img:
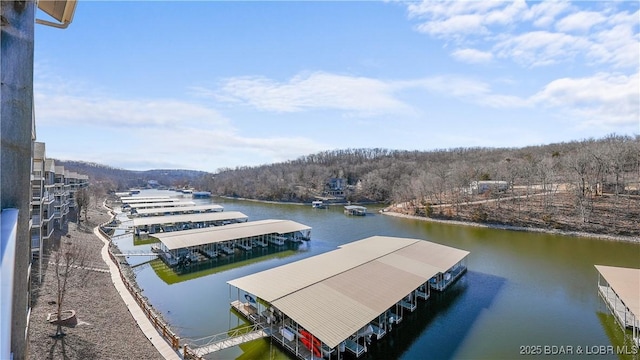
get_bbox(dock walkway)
[189,326,269,357]
[94,226,181,360]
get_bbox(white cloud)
[530,72,640,127]
[404,1,639,69]
[34,74,229,129]
[416,14,488,38]
[34,75,330,171]
[211,72,413,116]
[555,11,606,33]
[494,31,590,67]
[451,48,493,64]
[525,0,572,28]
[410,0,528,39]
[35,92,228,128]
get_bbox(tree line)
[204,134,639,208]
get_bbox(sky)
[34,0,639,172]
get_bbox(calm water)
[118,190,640,360]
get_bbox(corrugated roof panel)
[135,204,223,215]
[373,253,441,281]
[323,260,427,312]
[338,235,418,253]
[595,265,640,317]
[155,219,311,251]
[272,283,379,349]
[228,249,378,302]
[128,201,194,208]
[394,241,470,272]
[132,211,246,227]
[229,237,470,349]
[121,196,173,202]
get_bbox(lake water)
[116,190,639,359]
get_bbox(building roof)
[121,196,174,203]
[134,204,224,216]
[344,205,367,210]
[45,159,56,172]
[127,201,195,209]
[595,265,640,317]
[228,236,469,348]
[34,142,46,160]
[132,211,247,227]
[154,219,311,251]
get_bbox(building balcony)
[31,235,40,252]
[43,192,55,204]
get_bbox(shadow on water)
[151,242,306,285]
[596,312,640,360]
[360,271,506,360]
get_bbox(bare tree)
[51,240,88,338]
[75,188,91,223]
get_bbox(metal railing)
[183,323,267,358]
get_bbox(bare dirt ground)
[28,201,163,360]
[388,192,640,241]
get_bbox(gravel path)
[28,200,164,360]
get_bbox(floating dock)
[132,204,224,217]
[120,196,173,203]
[126,201,196,211]
[132,211,248,235]
[228,236,468,359]
[595,265,640,346]
[151,219,311,268]
[344,205,367,216]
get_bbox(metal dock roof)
[128,201,195,209]
[134,204,224,216]
[154,219,311,251]
[120,196,175,203]
[595,265,640,317]
[228,236,469,349]
[132,211,248,227]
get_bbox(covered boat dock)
[595,265,640,346]
[126,200,195,211]
[344,205,367,216]
[132,211,248,235]
[227,236,468,359]
[132,204,224,217]
[120,196,173,203]
[152,219,311,267]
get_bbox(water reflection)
[120,191,638,360]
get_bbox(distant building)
[324,178,346,198]
[469,181,508,195]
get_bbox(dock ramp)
[186,323,269,357]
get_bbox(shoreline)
[216,195,638,243]
[380,210,640,244]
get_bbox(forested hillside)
[205,134,638,203]
[57,160,210,192]
[203,135,639,237]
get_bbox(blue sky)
[34,1,639,171]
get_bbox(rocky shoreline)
[380,210,640,244]
[27,201,163,360]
